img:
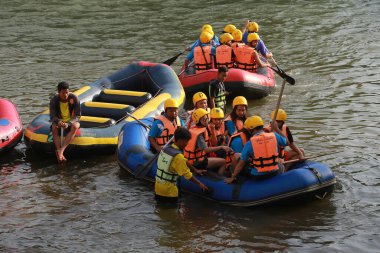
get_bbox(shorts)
[284,150,290,161]
[155,194,179,207]
[192,158,208,170]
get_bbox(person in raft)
[148,98,184,153]
[264,109,305,170]
[207,107,229,159]
[49,81,80,163]
[224,96,249,137]
[187,92,210,128]
[209,66,230,113]
[241,20,272,58]
[224,116,287,183]
[184,108,233,176]
[155,127,208,204]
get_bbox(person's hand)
[195,169,207,176]
[298,153,306,162]
[209,123,215,131]
[224,177,235,184]
[244,19,250,27]
[200,183,208,192]
[185,47,191,52]
[57,121,64,128]
[222,146,233,154]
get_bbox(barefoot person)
[49,81,80,162]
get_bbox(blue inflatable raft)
[117,118,336,207]
[25,61,185,155]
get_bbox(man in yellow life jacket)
[155,127,208,204]
[264,109,305,170]
[209,66,230,113]
[234,33,270,72]
[148,98,184,153]
[49,81,81,163]
[184,108,233,175]
[215,33,234,69]
[224,116,287,183]
[225,96,249,137]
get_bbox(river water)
[1,0,379,252]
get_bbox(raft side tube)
[79,116,116,128]
[98,89,152,107]
[81,102,135,121]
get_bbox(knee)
[72,122,80,130]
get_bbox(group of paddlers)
[149,71,305,203]
[183,20,273,74]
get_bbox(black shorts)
[192,158,208,170]
[155,194,179,206]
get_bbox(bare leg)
[57,122,80,161]
[51,124,64,162]
[284,148,305,171]
[207,157,226,175]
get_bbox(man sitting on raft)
[49,81,80,163]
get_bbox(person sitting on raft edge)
[49,81,81,163]
[155,127,208,205]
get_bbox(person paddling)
[49,81,80,163]
[241,20,273,58]
[155,127,208,205]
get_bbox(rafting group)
[149,62,304,203]
[183,20,273,75]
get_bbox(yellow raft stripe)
[73,86,91,96]
[125,89,185,122]
[25,128,117,145]
[80,116,111,123]
[84,102,129,109]
[103,89,148,96]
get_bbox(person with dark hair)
[155,127,208,204]
[224,96,249,137]
[209,66,230,113]
[49,81,80,162]
[224,116,287,183]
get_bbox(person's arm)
[49,95,59,125]
[148,136,162,153]
[224,158,246,184]
[208,80,217,109]
[147,121,163,152]
[70,94,81,124]
[204,145,232,154]
[186,161,207,175]
[190,176,208,191]
[252,50,270,68]
[241,19,250,34]
[208,124,217,147]
[286,127,305,160]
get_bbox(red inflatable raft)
[0,98,23,153]
[178,65,276,99]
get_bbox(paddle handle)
[126,112,151,130]
[271,79,286,130]
[60,127,64,148]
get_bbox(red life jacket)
[184,126,209,165]
[154,115,182,146]
[215,45,234,68]
[249,132,279,173]
[194,45,212,73]
[234,45,257,72]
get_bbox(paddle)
[135,116,190,179]
[163,50,186,66]
[269,57,295,85]
[60,127,64,148]
[126,112,151,130]
[282,151,342,164]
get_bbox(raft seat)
[97,89,152,107]
[81,102,135,121]
[79,116,116,128]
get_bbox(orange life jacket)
[228,131,248,149]
[234,45,257,72]
[154,115,182,146]
[207,122,226,147]
[249,132,279,173]
[194,45,212,73]
[184,126,209,164]
[224,115,244,135]
[231,42,245,51]
[264,123,287,158]
[215,45,234,68]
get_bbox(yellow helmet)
[244,116,264,130]
[232,96,248,108]
[223,24,236,34]
[220,33,233,44]
[232,29,243,42]
[200,31,213,44]
[270,109,287,121]
[247,33,260,43]
[164,98,179,110]
[192,92,208,106]
[202,24,213,31]
[248,22,259,32]
[192,108,209,124]
[210,108,224,119]
[203,27,214,37]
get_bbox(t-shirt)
[59,102,70,122]
[242,33,269,56]
[155,144,193,197]
[225,120,237,136]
